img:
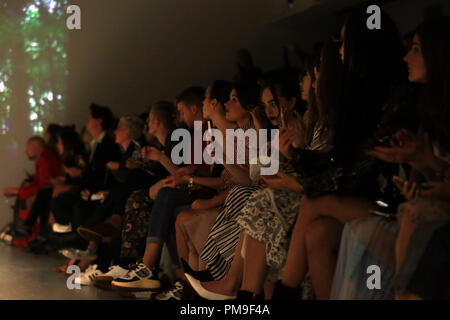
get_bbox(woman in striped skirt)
[197,83,261,280]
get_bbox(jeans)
[146,187,193,245]
[25,187,53,235]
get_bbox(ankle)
[237,290,263,300]
[237,290,253,300]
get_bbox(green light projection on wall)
[0,0,68,135]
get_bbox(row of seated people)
[1,5,449,300]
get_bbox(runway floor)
[0,242,121,300]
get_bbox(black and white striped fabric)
[200,185,259,280]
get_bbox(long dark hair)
[59,128,88,168]
[210,80,234,107]
[316,38,344,141]
[335,5,407,163]
[260,70,304,125]
[233,83,261,111]
[302,55,320,147]
[45,123,63,150]
[416,17,450,154]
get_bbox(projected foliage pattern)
[0,0,68,135]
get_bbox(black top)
[292,82,420,201]
[82,133,121,192]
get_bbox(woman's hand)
[65,166,83,178]
[393,177,420,201]
[52,184,72,197]
[191,199,214,210]
[106,161,120,171]
[162,175,189,188]
[279,128,296,160]
[261,171,302,192]
[287,110,304,148]
[81,189,91,201]
[2,187,18,198]
[420,181,450,202]
[49,176,65,185]
[173,166,196,178]
[368,130,433,169]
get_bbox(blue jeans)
[146,187,193,245]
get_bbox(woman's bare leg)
[305,217,343,299]
[175,210,200,281]
[395,211,416,273]
[395,291,422,300]
[282,195,374,288]
[264,281,276,299]
[78,259,93,272]
[281,199,315,288]
[142,242,162,269]
[240,235,268,295]
[200,234,245,296]
[175,210,197,268]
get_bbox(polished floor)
[0,242,121,300]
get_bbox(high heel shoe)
[181,259,215,282]
[271,280,301,300]
[184,273,236,300]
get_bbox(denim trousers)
[146,187,194,245]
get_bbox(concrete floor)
[0,242,122,300]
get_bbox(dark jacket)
[82,133,121,192]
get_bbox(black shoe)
[15,225,32,238]
[28,235,56,254]
[49,231,87,250]
[236,290,254,300]
[271,281,301,300]
[181,259,215,282]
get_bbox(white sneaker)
[75,264,103,286]
[94,265,129,289]
[111,262,161,290]
[98,265,128,280]
[53,223,72,233]
[154,281,184,300]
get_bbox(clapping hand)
[368,130,432,169]
[261,171,302,192]
[162,175,188,188]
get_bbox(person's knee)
[175,210,195,227]
[157,187,177,200]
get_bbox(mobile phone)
[370,210,396,220]
[132,140,141,148]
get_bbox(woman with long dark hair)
[329,16,449,300]
[272,6,412,300]
[365,17,450,300]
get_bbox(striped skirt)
[200,185,260,280]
